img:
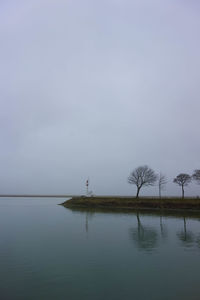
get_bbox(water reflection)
[160,215,168,239]
[85,211,95,233]
[176,217,195,248]
[129,212,158,252]
[65,206,200,253]
[196,234,200,249]
[2,200,200,300]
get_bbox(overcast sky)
[0,0,200,196]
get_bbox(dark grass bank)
[60,196,200,211]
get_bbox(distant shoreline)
[0,195,78,198]
[61,196,200,211]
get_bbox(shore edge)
[60,196,200,211]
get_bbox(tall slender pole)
[86,178,89,196]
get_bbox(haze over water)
[0,198,200,300]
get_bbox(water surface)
[0,198,200,300]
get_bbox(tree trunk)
[159,185,161,199]
[182,185,184,199]
[136,187,141,198]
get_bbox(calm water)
[0,198,200,300]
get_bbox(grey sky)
[0,0,200,196]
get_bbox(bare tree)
[128,165,157,198]
[173,173,191,199]
[192,169,200,185]
[158,173,167,198]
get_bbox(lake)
[0,198,200,300]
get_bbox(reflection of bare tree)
[176,217,194,247]
[129,212,158,252]
[159,215,167,239]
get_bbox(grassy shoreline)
[60,196,200,211]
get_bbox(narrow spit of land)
[61,196,200,211]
